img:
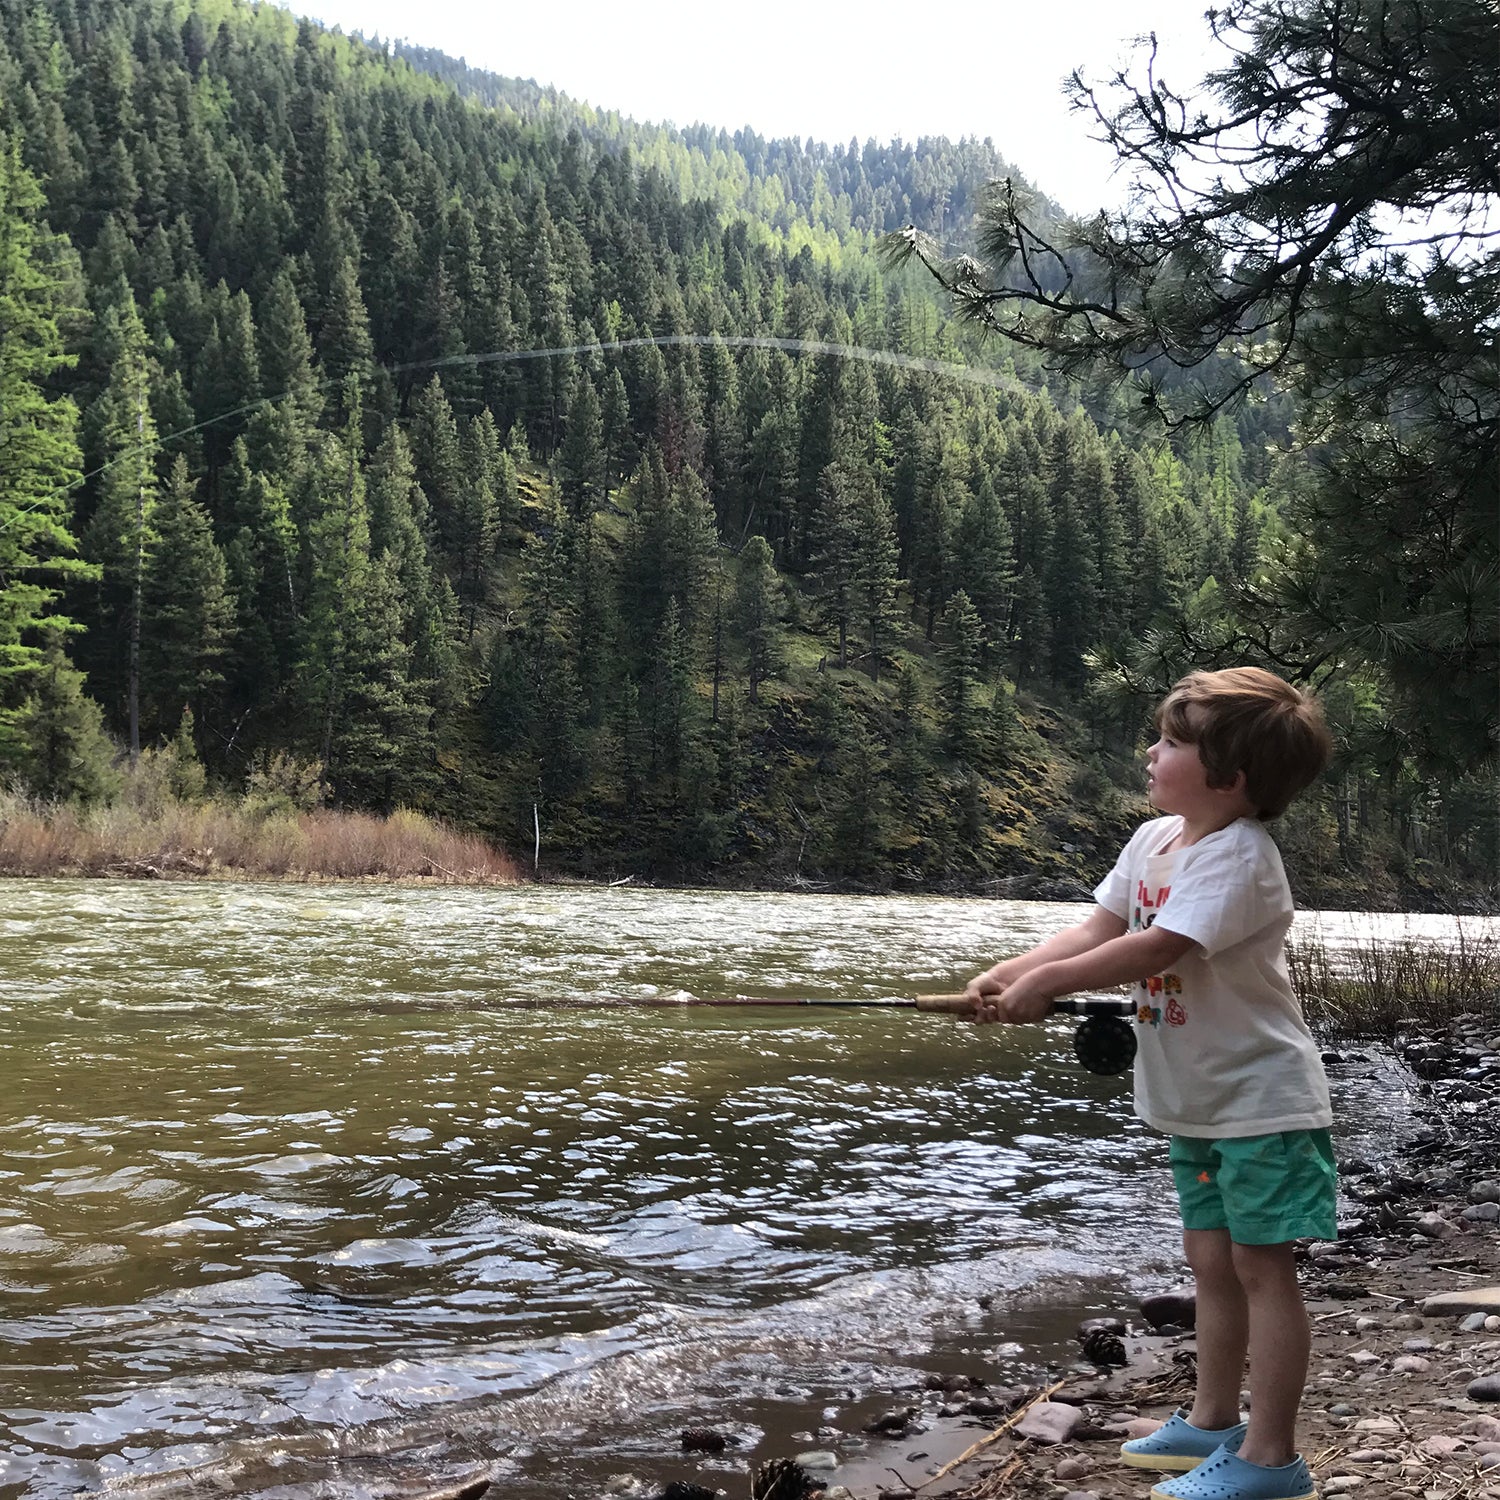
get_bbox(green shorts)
[1170,1129,1337,1245]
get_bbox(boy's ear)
[1214,768,1248,799]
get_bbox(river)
[0,882,1473,1498]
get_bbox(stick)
[916,1379,1067,1489]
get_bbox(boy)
[967,667,1334,1500]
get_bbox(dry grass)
[1289,919,1500,1042]
[0,790,521,884]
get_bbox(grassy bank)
[1290,920,1499,1042]
[0,789,520,883]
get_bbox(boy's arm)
[965,906,1128,1002]
[975,925,1195,1024]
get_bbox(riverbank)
[0,793,520,882]
[581,1009,1500,1500]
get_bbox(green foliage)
[0,0,1484,902]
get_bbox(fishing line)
[0,334,1039,539]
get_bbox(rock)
[876,1490,914,1500]
[1353,1417,1403,1434]
[1054,1456,1093,1481]
[1324,1480,1366,1494]
[1417,1435,1466,1458]
[606,1478,651,1498]
[864,1407,918,1436]
[680,1429,730,1453]
[1015,1401,1084,1445]
[1140,1288,1196,1330]
[1489,1316,1500,1332]
[1470,1182,1500,1203]
[1403,1338,1434,1352]
[1323,1281,1369,1299]
[922,1371,975,1392]
[1422,1286,1500,1316]
[1467,1417,1500,1440]
[1076,1317,1127,1337]
[1346,1449,1392,1463]
[791,1451,838,1471]
[1394,1355,1431,1374]
[1471,1374,1500,1402]
[1465,1204,1500,1222]
[658,1485,718,1500]
[1059,1493,1101,1500]
[411,1483,491,1500]
[1463,1313,1491,1332]
[1124,1417,1164,1439]
[1329,1404,1360,1416]
[1415,1212,1456,1239]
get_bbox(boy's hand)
[972,969,1055,1025]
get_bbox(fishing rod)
[546,992,1138,1075]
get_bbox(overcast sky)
[291,0,1226,213]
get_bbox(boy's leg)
[1230,1239,1307,1469]
[1182,1227,1248,1431]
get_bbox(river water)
[0,882,1471,1498]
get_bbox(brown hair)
[1155,667,1333,819]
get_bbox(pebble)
[1329,1403,1360,1416]
[794,1452,839,1471]
[1060,1492,1101,1500]
[1325,1480,1366,1494]
[1346,1449,1392,1463]
[1393,1355,1431,1374]
[1403,1338,1434,1351]
[1053,1456,1092,1481]
[1464,1314,1491,1332]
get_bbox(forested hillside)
[0,0,1491,905]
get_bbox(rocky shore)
[815,1008,1500,1500]
[534,1008,1499,1500]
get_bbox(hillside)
[0,0,1490,906]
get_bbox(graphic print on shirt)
[1134,876,1185,1028]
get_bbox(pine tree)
[84,294,159,764]
[850,480,904,682]
[558,373,604,516]
[140,455,233,741]
[0,132,92,761]
[733,535,783,705]
[938,589,985,763]
[12,632,119,803]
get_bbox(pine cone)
[1078,1326,1127,1366]
[750,1457,814,1500]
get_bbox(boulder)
[1140,1288,1197,1330]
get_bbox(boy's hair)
[1155,667,1333,819]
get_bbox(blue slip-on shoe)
[1120,1410,1248,1471]
[1148,1444,1317,1500]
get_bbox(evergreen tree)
[0,132,91,760]
[84,295,159,763]
[733,534,783,705]
[938,589,985,763]
[12,632,119,803]
[140,455,233,741]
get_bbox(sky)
[292,0,1227,213]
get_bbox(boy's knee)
[1183,1227,1235,1280]
[1229,1239,1298,1295]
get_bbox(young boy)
[967,667,1334,1500]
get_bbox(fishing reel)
[1049,997,1138,1076]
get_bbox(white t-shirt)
[1093,815,1333,1139]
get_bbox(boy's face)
[1145,727,1218,819]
